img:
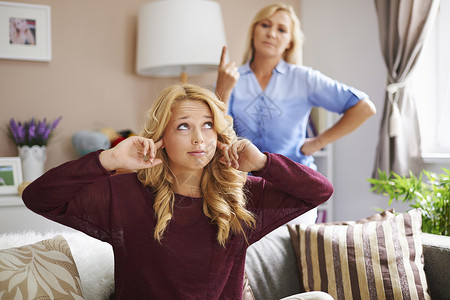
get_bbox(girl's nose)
[192,131,204,145]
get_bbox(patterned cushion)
[242,270,256,300]
[0,235,84,299]
[288,209,430,300]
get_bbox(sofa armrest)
[245,226,301,300]
[422,233,450,300]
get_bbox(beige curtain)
[372,0,440,177]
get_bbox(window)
[411,2,450,156]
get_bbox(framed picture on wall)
[0,157,23,195]
[0,1,51,61]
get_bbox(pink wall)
[0,0,300,170]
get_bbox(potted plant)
[8,117,62,147]
[368,169,450,236]
[7,117,62,182]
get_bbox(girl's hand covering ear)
[100,136,164,171]
[217,139,267,172]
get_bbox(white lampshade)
[136,0,227,78]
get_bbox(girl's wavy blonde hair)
[242,3,304,65]
[137,84,255,247]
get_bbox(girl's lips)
[188,150,206,157]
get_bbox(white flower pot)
[18,145,47,182]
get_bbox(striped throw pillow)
[288,209,430,300]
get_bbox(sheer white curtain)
[435,2,450,151]
[412,2,450,153]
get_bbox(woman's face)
[252,10,292,60]
[162,100,217,176]
[14,19,29,31]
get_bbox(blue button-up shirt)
[228,59,368,166]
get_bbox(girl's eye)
[278,27,287,33]
[261,22,270,28]
[177,123,189,130]
[203,122,213,129]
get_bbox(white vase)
[18,145,47,182]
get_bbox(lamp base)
[180,71,188,84]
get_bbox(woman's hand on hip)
[301,137,324,156]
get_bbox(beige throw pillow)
[288,209,430,300]
[242,270,256,300]
[0,235,85,300]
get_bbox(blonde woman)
[23,84,333,299]
[216,3,376,224]
[9,18,35,45]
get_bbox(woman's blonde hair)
[137,84,255,246]
[242,3,304,65]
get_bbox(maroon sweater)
[22,151,333,299]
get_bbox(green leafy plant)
[368,169,450,236]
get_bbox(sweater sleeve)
[22,150,115,241]
[246,152,333,242]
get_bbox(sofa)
[245,225,450,300]
[1,209,449,300]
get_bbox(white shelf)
[311,108,334,223]
[312,148,328,157]
[0,195,24,207]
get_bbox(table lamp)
[136,0,227,83]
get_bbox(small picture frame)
[0,157,23,195]
[0,1,51,61]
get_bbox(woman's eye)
[203,122,213,129]
[278,28,286,33]
[261,23,270,28]
[177,123,189,130]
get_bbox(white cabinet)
[314,147,333,222]
[310,108,334,222]
[0,195,71,234]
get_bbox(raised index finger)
[219,46,227,67]
[154,139,164,150]
[150,139,164,158]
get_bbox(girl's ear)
[158,138,165,149]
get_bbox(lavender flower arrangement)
[8,117,62,147]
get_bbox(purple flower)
[8,119,20,144]
[50,117,62,130]
[16,122,25,143]
[7,117,62,147]
[28,119,36,140]
[36,119,46,137]
[43,125,51,141]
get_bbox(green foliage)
[368,169,450,236]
